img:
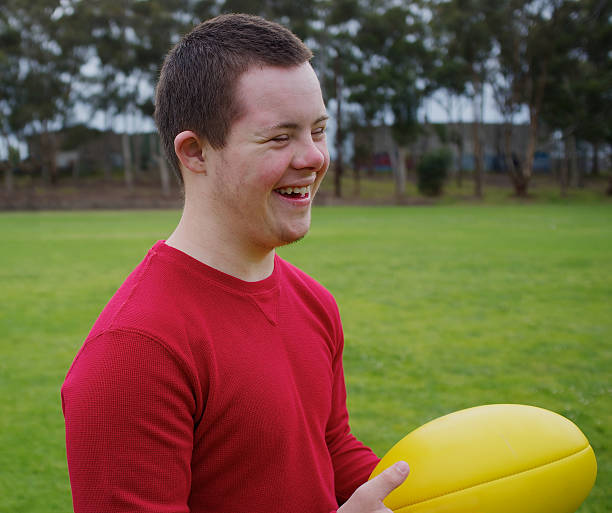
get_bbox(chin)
[276,222,310,247]
[277,235,306,248]
[277,231,308,247]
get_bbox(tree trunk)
[575,138,585,188]
[122,132,134,191]
[515,106,540,198]
[568,132,578,188]
[334,149,344,199]
[421,115,430,155]
[503,122,527,196]
[70,150,80,183]
[472,117,483,198]
[4,166,14,194]
[592,142,599,176]
[49,140,58,186]
[503,123,515,181]
[1,134,14,193]
[453,108,465,188]
[334,58,343,199]
[104,110,113,181]
[457,138,464,188]
[560,135,569,197]
[521,62,548,198]
[41,122,59,186]
[104,158,112,182]
[470,75,484,198]
[353,167,360,197]
[133,133,142,177]
[395,146,407,199]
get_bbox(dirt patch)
[0,182,431,210]
[1,175,609,210]
[0,183,184,211]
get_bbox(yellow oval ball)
[369,404,597,513]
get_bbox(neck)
[166,202,276,282]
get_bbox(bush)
[417,148,452,196]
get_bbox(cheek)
[254,153,293,187]
[226,153,283,192]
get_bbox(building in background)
[354,123,569,176]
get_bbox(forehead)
[234,63,326,127]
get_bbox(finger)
[367,461,410,502]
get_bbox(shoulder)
[65,243,210,413]
[276,256,335,300]
[85,242,222,366]
[90,245,185,338]
[275,255,341,322]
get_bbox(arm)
[61,329,196,513]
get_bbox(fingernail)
[395,461,410,475]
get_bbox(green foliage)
[0,0,78,135]
[64,0,198,121]
[221,0,318,41]
[7,145,20,166]
[58,124,105,151]
[350,3,431,146]
[1,0,610,193]
[417,148,452,196]
[428,0,494,95]
[432,123,449,144]
[539,0,612,146]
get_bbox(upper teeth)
[277,186,310,196]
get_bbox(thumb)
[367,461,410,502]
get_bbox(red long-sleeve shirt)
[62,241,379,512]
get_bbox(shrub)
[417,148,452,197]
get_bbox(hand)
[337,461,410,513]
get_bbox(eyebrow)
[265,114,329,132]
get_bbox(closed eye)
[270,135,289,143]
[312,126,327,140]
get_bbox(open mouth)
[274,185,311,199]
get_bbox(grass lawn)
[1,203,610,512]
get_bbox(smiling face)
[202,63,330,253]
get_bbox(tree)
[488,0,567,197]
[427,10,472,187]
[351,2,432,199]
[1,0,82,186]
[537,1,587,194]
[313,0,363,198]
[220,0,315,41]
[0,7,21,192]
[429,0,494,198]
[569,0,612,183]
[66,0,198,190]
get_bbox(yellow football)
[369,404,597,513]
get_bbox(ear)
[174,131,207,174]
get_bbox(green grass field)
[1,203,610,512]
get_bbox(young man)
[62,14,408,513]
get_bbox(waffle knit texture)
[62,241,379,513]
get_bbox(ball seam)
[400,443,591,508]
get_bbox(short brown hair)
[154,13,313,183]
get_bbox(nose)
[291,136,327,171]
